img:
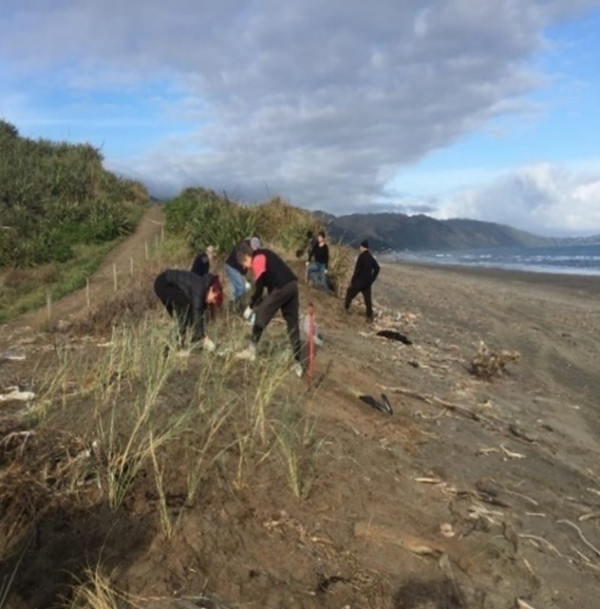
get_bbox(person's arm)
[351,255,362,285]
[249,253,267,308]
[323,244,329,268]
[372,255,380,282]
[191,253,208,276]
[189,285,206,340]
[308,241,317,263]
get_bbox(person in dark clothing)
[191,245,215,277]
[305,230,318,255]
[234,243,303,377]
[224,237,260,308]
[154,269,223,350]
[307,231,329,289]
[344,240,380,321]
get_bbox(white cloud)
[434,163,600,236]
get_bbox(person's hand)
[243,306,253,320]
[305,261,310,266]
[202,337,216,352]
[244,281,251,291]
[324,269,328,275]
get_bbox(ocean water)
[385,244,600,276]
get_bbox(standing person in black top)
[154,269,224,350]
[234,243,303,377]
[344,240,380,321]
[307,231,329,289]
[191,244,215,277]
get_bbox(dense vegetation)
[0,120,148,267]
[164,187,319,256]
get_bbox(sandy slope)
[1,225,600,609]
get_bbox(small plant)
[66,566,124,609]
[274,401,324,499]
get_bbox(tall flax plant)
[92,321,185,510]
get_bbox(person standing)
[191,245,215,277]
[344,240,380,321]
[154,269,223,350]
[235,243,303,377]
[224,237,260,310]
[307,231,329,289]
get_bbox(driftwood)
[379,384,502,430]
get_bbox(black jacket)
[249,249,297,308]
[308,242,329,267]
[191,252,210,276]
[157,269,213,339]
[351,250,380,290]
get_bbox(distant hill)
[313,211,560,251]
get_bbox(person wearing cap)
[234,242,303,378]
[344,240,380,321]
[154,269,224,351]
[306,230,329,290]
[191,245,216,277]
[224,236,261,310]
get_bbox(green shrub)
[0,120,148,267]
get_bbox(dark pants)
[154,273,192,342]
[252,281,302,362]
[344,284,373,320]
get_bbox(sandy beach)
[1,243,599,608]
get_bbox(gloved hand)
[202,337,216,352]
[242,306,253,320]
[244,281,251,291]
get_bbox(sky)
[1,0,600,237]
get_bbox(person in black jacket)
[344,240,380,321]
[234,243,303,377]
[190,245,215,277]
[306,231,329,289]
[154,269,223,350]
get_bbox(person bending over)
[235,243,303,378]
[191,244,216,277]
[224,237,260,311]
[154,269,223,350]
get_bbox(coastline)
[384,259,600,296]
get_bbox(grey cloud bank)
[2,0,599,236]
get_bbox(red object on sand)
[308,303,315,381]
